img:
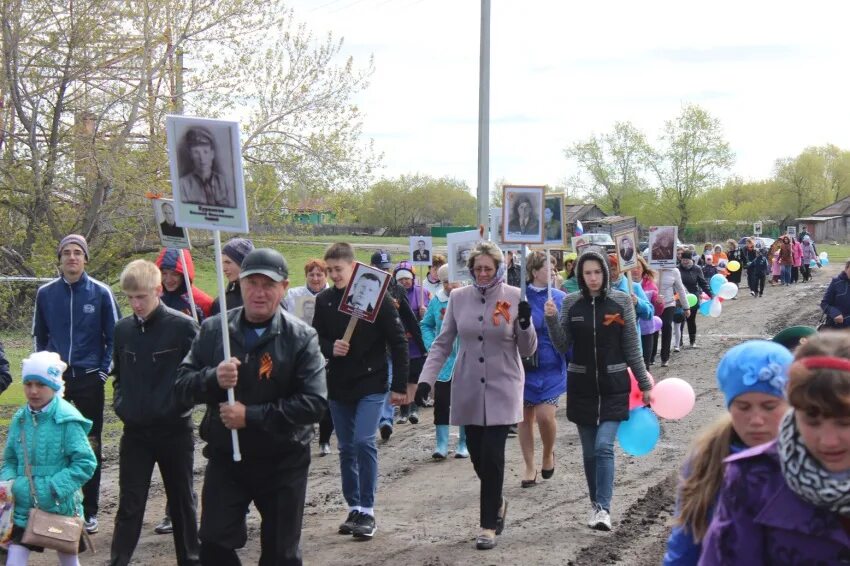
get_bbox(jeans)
[576,421,621,512]
[380,357,395,428]
[329,393,386,509]
[781,264,792,285]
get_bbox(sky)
[286,0,850,199]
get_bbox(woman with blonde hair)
[416,241,536,550]
[701,332,850,563]
[663,340,793,564]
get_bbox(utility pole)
[476,0,490,234]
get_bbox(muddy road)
[21,267,833,565]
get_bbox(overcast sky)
[287,0,850,197]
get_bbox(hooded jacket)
[545,251,651,425]
[679,261,713,298]
[420,287,458,382]
[154,248,214,320]
[820,270,850,328]
[800,237,819,264]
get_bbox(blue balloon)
[699,299,712,316]
[709,273,726,295]
[822,258,830,266]
[617,407,660,457]
[810,259,817,268]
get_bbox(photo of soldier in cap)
[178,125,236,208]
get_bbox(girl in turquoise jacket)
[418,265,468,459]
[1,351,96,565]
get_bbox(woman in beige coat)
[416,241,537,550]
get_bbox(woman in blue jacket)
[663,340,792,565]
[419,265,468,459]
[518,251,567,487]
[1,351,96,565]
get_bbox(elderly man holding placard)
[176,248,327,566]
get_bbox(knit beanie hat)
[57,234,89,260]
[22,351,67,396]
[223,238,254,266]
[716,340,793,407]
[681,251,694,260]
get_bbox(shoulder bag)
[19,425,89,555]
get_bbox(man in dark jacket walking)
[0,340,11,394]
[820,259,850,328]
[110,260,200,566]
[678,251,713,348]
[176,248,327,566]
[32,233,122,533]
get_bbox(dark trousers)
[399,356,425,418]
[465,425,509,530]
[198,449,310,566]
[801,264,812,282]
[433,380,451,425]
[318,411,334,444]
[64,375,104,519]
[110,424,199,566]
[641,333,653,367]
[792,266,800,283]
[651,331,659,364]
[660,306,676,363]
[684,304,698,344]
[754,275,766,295]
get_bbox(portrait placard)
[648,226,678,269]
[543,193,566,247]
[786,226,797,237]
[409,236,433,266]
[502,185,545,244]
[165,115,249,233]
[338,262,392,324]
[447,229,481,283]
[295,295,317,325]
[153,198,191,249]
[753,221,763,235]
[614,228,639,272]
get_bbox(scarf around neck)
[471,263,506,293]
[778,410,850,517]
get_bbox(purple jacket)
[699,441,850,565]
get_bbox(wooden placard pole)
[178,249,198,322]
[342,316,358,342]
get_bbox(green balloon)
[687,293,698,308]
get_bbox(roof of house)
[565,203,607,220]
[583,215,635,226]
[796,216,842,222]
[812,196,850,217]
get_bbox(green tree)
[646,105,734,232]
[565,121,649,215]
[774,150,831,218]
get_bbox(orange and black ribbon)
[603,313,625,327]
[145,191,164,200]
[493,301,512,326]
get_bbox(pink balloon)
[628,368,656,410]
[651,377,695,420]
[652,315,663,332]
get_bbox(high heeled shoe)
[541,450,555,479]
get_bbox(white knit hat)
[22,351,67,396]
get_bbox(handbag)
[817,312,830,331]
[521,351,539,371]
[18,427,86,555]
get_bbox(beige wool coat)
[418,282,537,426]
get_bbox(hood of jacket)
[155,248,195,282]
[575,250,610,299]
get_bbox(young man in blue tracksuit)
[31,234,122,534]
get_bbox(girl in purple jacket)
[700,332,850,564]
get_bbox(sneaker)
[591,509,612,531]
[408,407,419,425]
[689,343,698,349]
[507,425,518,438]
[395,415,408,425]
[352,512,377,539]
[320,442,331,456]
[660,360,669,368]
[154,515,173,535]
[339,510,360,535]
[586,504,600,528]
[84,515,98,534]
[750,290,756,297]
[379,423,393,441]
[673,346,680,353]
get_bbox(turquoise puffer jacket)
[1,396,95,528]
[420,289,458,382]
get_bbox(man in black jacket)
[0,340,10,394]
[314,243,409,540]
[110,260,200,566]
[176,248,327,566]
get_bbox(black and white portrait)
[543,194,565,246]
[165,115,249,233]
[447,229,481,282]
[649,226,678,269]
[338,262,391,323]
[502,185,545,244]
[295,295,317,325]
[153,198,190,249]
[409,236,433,266]
[615,229,638,272]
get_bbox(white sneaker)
[320,443,331,456]
[591,509,612,531]
[673,346,680,353]
[586,505,599,528]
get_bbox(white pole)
[519,244,527,300]
[546,248,552,301]
[178,249,198,323]
[213,230,242,462]
[476,0,491,235]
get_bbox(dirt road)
[21,267,833,565]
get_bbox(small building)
[565,203,607,236]
[581,215,638,237]
[797,197,850,242]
